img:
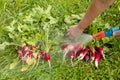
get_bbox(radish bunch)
[61,43,105,68]
[16,44,51,71]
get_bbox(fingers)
[66,26,74,39]
[113,30,120,38]
[66,25,82,39]
[67,26,74,33]
[66,33,73,40]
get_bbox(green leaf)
[8,33,15,39]
[10,20,17,27]
[118,2,120,11]
[49,16,57,24]
[45,5,52,14]
[71,14,81,19]
[102,37,110,44]
[64,15,71,24]
[21,65,29,72]
[0,42,9,50]
[26,57,36,66]
[9,58,19,69]
[5,26,15,32]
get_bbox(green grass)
[0,0,120,80]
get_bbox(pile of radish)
[12,42,105,71]
[17,45,50,61]
[16,44,51,71]
[61,43,105,68]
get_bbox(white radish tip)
[80,56,84,60]
[92,57,95,61]
[95,60,98,68]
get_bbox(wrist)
[76,23,86,32]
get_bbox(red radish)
[79,47,90,59]
[41,50,46,55]
[25,50,31,57]
[45,53,50,61]
[67,44,75,51]
[63,44,76,62]
[74,44,82,51]
[26,50,31,54]
[98,47,105,59]
[61,42,68,49]
[91,48,96,61]
[30,45,35,50]
[22,45,28,51]
[37,53,43,58]
[92,52,96,61]
[95,52,101,68]
[76,50,82,57]
[76,48,84,57]
[18,54,24,59]
[98,47,103,53]
[69,51,75,66]
[85,46,90,52]
[45,53,51,68]
[79,50,86,60]
[27,53,31,57]
[17,49,22,54]
[69,51,75,58]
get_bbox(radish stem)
[63,48,69,62]
[48,60,51,69]
[70,57,73,66]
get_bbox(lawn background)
[0,0,120,80]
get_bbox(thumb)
[113,30,120,37]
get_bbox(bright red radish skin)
[17,49,22,54]
[79,50,86,60]
[95,52,101,68]
[45,53,51,68]
[63,44,75,62]
[76,50,82,57]
[22,45,28,51]
[75,44,82,51]
[37,53,43,58]
[41,50,46,55]
[69,51,75,58]
[91,49,96,61]
[98,47,105,59]
[98,47,103,53]
[91,52,96,61]
[61,43,68,49]
[25,50,31,57]
[25,50,31,54]
[30,45,35,50]
[26,52,32,57]
[45,53,50,61]
[18,54,24,59]
[85,46,90,52]
[67,44,76,51]
[69,51,75,66]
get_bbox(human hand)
[67,25,83,39]
[113,30,120,38]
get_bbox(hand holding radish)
[61,42,105,68]
[67,25,83,39]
